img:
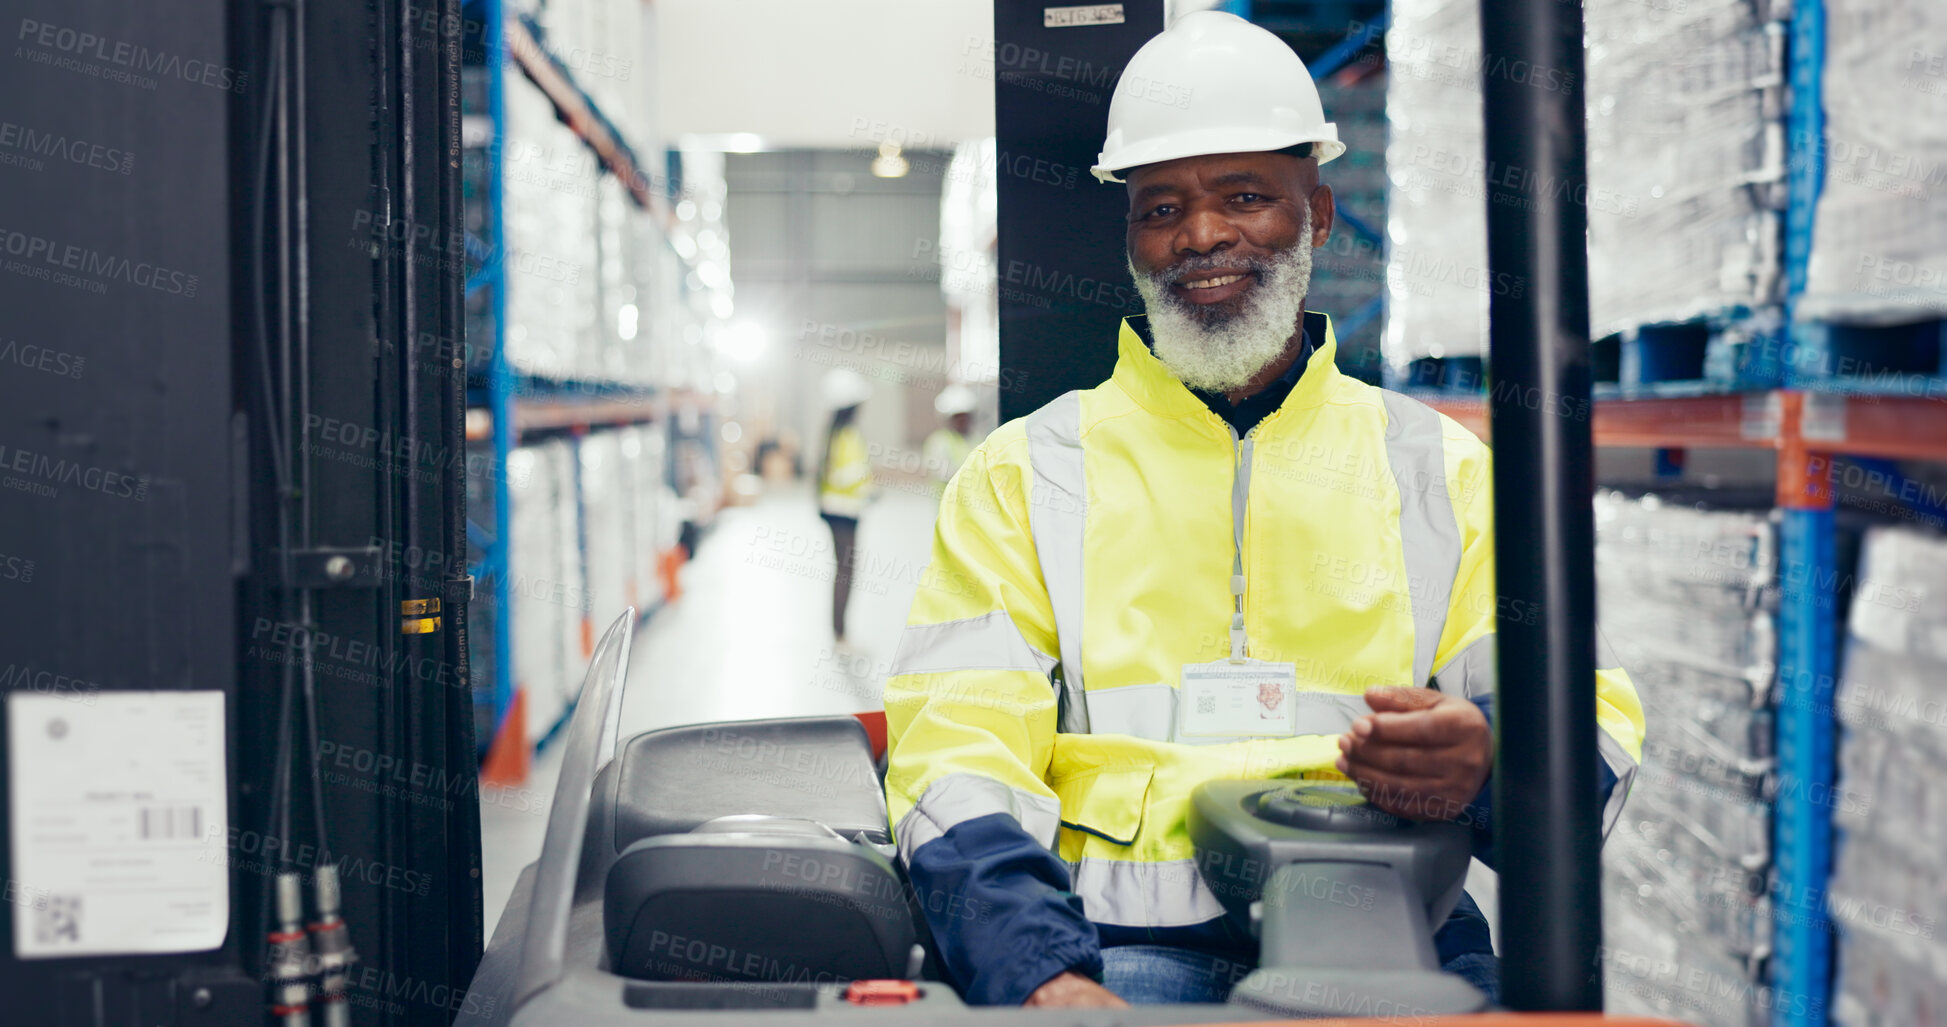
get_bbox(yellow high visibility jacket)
[819,423,871,517]
[884,314,1646,936]
[922,428,975,496]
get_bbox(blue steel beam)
[1774,0,1832,1021]
[485,0,516,728]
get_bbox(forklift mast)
[0,0,482,1024]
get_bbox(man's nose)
[1174,208,1240,257]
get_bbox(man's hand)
[1336,686,1491,823]
[1023,971,1128,1008]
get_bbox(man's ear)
[1309,183,1335,248]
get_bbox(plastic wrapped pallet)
[619,425,669,611]
[554,438,592,711]
[1802,2,1947,324]
[505,441,584,744]
[576,433,634,704]
[1583,0,1784,337]
[1831,526,1947,1026]
[1384,0,1784,363]
[1595,491,1779,1026]
[1383,0,1490,362]
[593,175,634,383]
[502,74,601,382]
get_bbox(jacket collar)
[1112,311,1340,427]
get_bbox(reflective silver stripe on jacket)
[895,772,1061,867]
[1067,857,1227,928]
[1379,391,1463,688]
[1084,684,1373,743]
[890,611,1058,677]
[1596,730,1638,839]
[1024,391,1090,734]
[1432,634,1496,700]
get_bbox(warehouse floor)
[480,482,940,935]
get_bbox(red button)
[844,980,920,1006]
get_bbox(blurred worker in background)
[818,369,873,644]
[882,12,1646,1010]
[922,383,980,496]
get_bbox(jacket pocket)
[1051,765,1154,846]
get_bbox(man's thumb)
[1364,685,1439,712]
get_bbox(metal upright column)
[1774,0,1834,1020]
[1478,0,1604,1011]
[1774,397,1835,1026]
[486,0,517,723]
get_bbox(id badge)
[1177,658,1299,741]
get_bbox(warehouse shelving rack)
[463,0,698,767]
[1417,0,1947,1019]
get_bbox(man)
[923,384,979,497]
[882,11,1646,1009]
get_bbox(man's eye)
[1233,193,1266,203]
[1141,205,1177,220]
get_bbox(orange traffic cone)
[659,545,688,603]
[480,688,530,787]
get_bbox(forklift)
[0,0,1681,1023]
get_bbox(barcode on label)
[1197,695,1216,715]
[34,895,81,946]
[138,805,204,840]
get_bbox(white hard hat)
[1092,11,1344,184]
[822,368,872,408]
[934,384,979,416]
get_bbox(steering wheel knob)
[1254,783,1401,833]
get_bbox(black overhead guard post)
[1478,0,1604,1013]
[992,0,1163,422]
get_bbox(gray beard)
[1128,216,1314,394]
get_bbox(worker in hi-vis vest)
[818,368,873,643]
[883,13,1646,1009]
[922,384,979,498]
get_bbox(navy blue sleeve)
[1465,695,1619,871]
[904,812,1102,1006]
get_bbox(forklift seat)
[603,816,919,983]
[595,717,893,848]
[590,717,920,984]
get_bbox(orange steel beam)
[504,18,653,209]
[1809,392,1947,462]
[1423,393,1776,450]
[463,397,661,442]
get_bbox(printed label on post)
[8,690,228,958]
[1044,4,1126,28]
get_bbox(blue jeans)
[1100,945,1502,1006]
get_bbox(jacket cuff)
[1467,694,1623,871]
[904,812,1101,1006]
[985,927,1104,1007]
[1467,696,1497,867]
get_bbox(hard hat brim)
[1093,128,1345,184]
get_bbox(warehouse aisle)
[615,483,939,735]
[480,482,942,934]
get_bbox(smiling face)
[1124,151,1335,394]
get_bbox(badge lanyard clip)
[1229,568,1247,663]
